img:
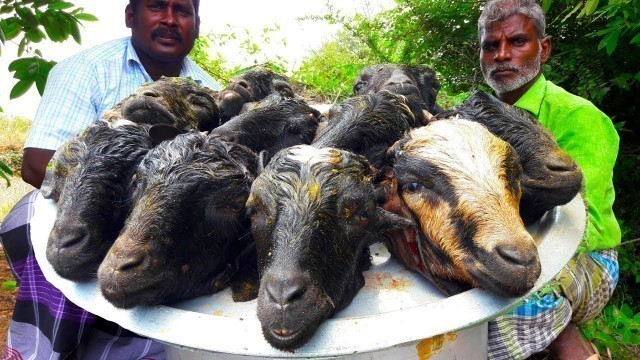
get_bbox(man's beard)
[481,52,541,95]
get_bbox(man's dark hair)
[129,0,200,14]
[478,0,546,40]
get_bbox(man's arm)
[22,148,56,188]
[552,105,621,251]
[22,54,100,189]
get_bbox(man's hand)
[22,148,56,188]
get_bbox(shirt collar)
[513,74,547,117]
[125,38,202,85]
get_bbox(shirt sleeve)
[24,55,101,151]
[551,105,621,251]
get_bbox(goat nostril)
[142,90,159,97]
[237,80,249,89]
[545,160,575,172]
[266,277,307,308]
[116,255,146,272]
[496,244,535,266]
[57,225,89,249]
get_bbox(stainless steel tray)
[31,192,585,358]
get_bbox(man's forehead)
[481,14,537,40]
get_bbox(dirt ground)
[0,245,17,353]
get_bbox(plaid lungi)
[488,249,619,360]
[0,190,166,359]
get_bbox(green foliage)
[542,0,640,137]
[305,1,484,94]
[0,0,97,103]
[582,303,640,358]
[189,34,234,84]
[0,160,12,187]
[292,35,377,101]
[1,280,16,291]
[193,25,290,85]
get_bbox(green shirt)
[514,74,621,251]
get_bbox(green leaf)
[0,26,5,44]
[1,18,23,40]
[70,19,80,43]
[35,74,47,94]
[17,36,27,56]
[584,0,600,16]
[0,5,13,15]
[1,280,16,291]
[74,13,98,22]
[620,304,633,318]
[0,162,12,187]
[630,33,640,45]
[15,6,37,24]
[598,28,621,55]
[10,78,35,99]
[541,0,552,12]
[0,161,13,176]
[48,1,74,11]
[25,28,46,42]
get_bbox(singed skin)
[438,91,583,224]
[98,133,258,308]
[385,119,541,296]
[353,64,443,120]
[218,66,295,124]
[249,145,412,350]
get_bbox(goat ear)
[257,150,269,173]
[421,109,436,125]
[149,124,182,146]
[40,168,61,201]
[374,207,415,235]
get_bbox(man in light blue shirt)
[1,1,221,359]
[22,0,220,188]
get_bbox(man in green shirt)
[478,0,620,359]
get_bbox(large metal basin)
[30,193,585,359]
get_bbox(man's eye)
[513,38,526,46]
[482,44,496,51]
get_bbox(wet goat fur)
[211,93,321,163]
[354,63,443,119]
[249,145,412,350]
[218,66,295,124]
[439,91,583,224]
[386,119,541,296]
[41,119,154,281]
[102,76,220,131]
[97,132,259,308]
[313,91,417,169]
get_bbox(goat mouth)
[122,97,174,124]
[269,327,302,341]
[263,324,317,351]
[466,261,539,297]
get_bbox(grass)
[0,114,33,222]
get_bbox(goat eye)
[353,82,366,93]
[405,182,422,193]
[357,210,370,221]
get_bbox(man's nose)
[495,42,511,62]
[161,8,178,26]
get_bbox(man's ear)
[540,36,551,64]
[195,15,200,39]
[125,4,134,28]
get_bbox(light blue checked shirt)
[25,37,221,150]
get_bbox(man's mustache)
[151,28,182,42]
[489,65,520,76]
